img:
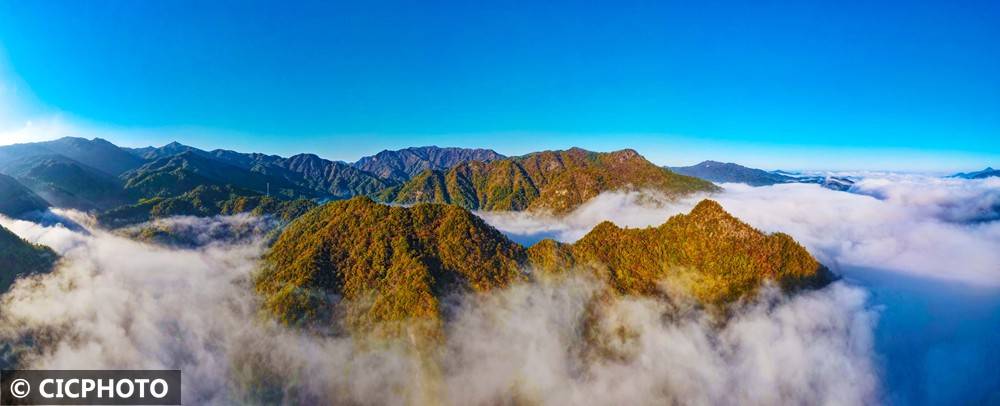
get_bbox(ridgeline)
[255,197,831,337]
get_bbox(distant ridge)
[669,160,856,191]
[950,167,999,179]
[668,160,794,187]
[381,147,718,213]
[353,146,505,182]
[0,137,144,176]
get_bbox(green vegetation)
[381,148,718,213]
[0,225,58,293]
[528,199,832,305]
[256,197,831,339]
[353,146,505,182]
[668,160,796,186]
[256,197,525,339]
[0,174,49,218]
[0,137,144,177]
[98,185,317,228]
[1,156,130,211]
[121,152,317,200]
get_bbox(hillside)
[97,185,316,228]
[256,197,525,337]
[528,199,832,304]
[0,225,58,293]
[0,137,143,176]
[268,153,392,198]
[121,151,318,200]
[668,161,796,186]
[670,161,857,191]
[381,148,718,213]
[1,155,131,211]
[353,146,505,182]
[128,142,393,198]
[256,197,830,336]
[0,174,49,218]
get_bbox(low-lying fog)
[480,174,1000,404]
[1,173,997,404]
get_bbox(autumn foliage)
[256,197,831,339]
[380,148,718,213]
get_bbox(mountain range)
[950,167,999,179]
[2,138,836,372]
[353,146,505,182]
[256,197,831,337]
[0,138,518,227]
[381,148,718,213]
[669,160,856,191]
[1,138,720,227]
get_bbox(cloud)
[481,176,1000,287]
[441,277,877,405]
[116,213,281,248]
[850,174,1000,223]
[0,213,879,405]
[0,118,77,146]
[476,191,689,245]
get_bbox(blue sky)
[0,0,997,171]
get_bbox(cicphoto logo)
[1,371,180,406]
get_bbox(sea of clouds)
[477,173,1000,404]
[0,205,881,404]
[480,174,1000,287]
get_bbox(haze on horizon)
[1,1,998,171]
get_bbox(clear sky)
[0,0,997,171]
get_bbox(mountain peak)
[608,148,641,161]
[353,146,506,182]
[689,199,728,218]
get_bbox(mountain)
[99,184,316,228]
[951,167,999,179]
[669,161,857,191]
[793,174,855,191]
[96,151,327,227]
[0,137,142,210]
[263,153,393,198]
[353,146,505,182]
[0,137,143,176]
[668,161,797,186]
[125,141,209,161]
[0,155,131,211]
[128,142,394,198]
[206,149,393,198]
[121,151,318,200]
[380,148,718,214]
[256,196,525,337]
[0,174,49,218]
[528,199,832,305]
[256,197,830,336]
[0,225,58,293]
